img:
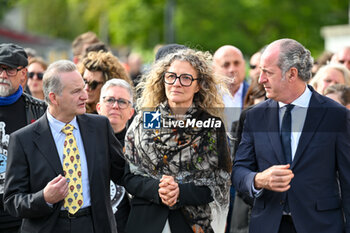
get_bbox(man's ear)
[128,108,135,120]
[96,102,101,114]
[286,67,298,82]
[19,68,28,88]
[48,92,57,105]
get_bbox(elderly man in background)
[213,45,249,132]
[0,43,46,233]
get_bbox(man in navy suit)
[232,38,350,233]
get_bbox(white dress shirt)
[278,85,312,160]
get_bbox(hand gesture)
[43,174,69,204]
[158,175,179,207]
[254,164,294,192]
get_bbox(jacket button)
[280,200,285,205]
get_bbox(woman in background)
[79,51,132,113]
[27,57,47,100]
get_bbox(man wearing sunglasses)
[0,43,46,233]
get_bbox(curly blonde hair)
[137,48,226,118]
[78,51,132,86]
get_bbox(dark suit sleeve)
[336,109,350,230]
[232,109,259,198]
[107,119,125,185]
[178,183,213,206]
[3,133,54,218]
[123,164,161,204]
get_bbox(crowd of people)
[0,32,349,233]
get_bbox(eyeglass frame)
[83,79,104,90]
[163,71,199,87]
[0,66,24,77]
[27,72,44,80]
[102,96,132,109]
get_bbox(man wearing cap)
[0,43,47,233]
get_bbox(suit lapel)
[77,115,95,181]
[291,90,326,168]
[265,100,286,164]
[33,113,63,175]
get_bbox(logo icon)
[143,111,161,129]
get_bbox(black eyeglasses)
[163,72,198,87]
[0,66,23,77]
[28,72,44,80]
[83,79,104,90]
[249,64,257,69]
[103,96,131,109]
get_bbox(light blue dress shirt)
[47,111,91,208]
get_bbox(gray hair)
[310,63,350,90]
[43,60,77,104]
[99,78,134,105]
[276,39,314,82]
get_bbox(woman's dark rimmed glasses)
[103,96,131,109]
[163,72,198,87]
[0,66,23,77]
[83,79,104,90]
[28,72,44,80]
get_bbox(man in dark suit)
[3,60,125,233]
[232,38,350,233]
[213,45,249,132]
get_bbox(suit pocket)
[316,197,341,211]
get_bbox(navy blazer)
[232,87,350,233]
[4,113,125,233]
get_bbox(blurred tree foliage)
[0,0,16,19]
[3,0,349,58]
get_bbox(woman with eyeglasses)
[123,48,232,233]
[27,57,47,100]
[96,78,135,233]
[78,51,132,114]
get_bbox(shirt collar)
[47,110,79,134]
[278,85,312,109]
[234,82,244,98]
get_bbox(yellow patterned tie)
[62,124,83,214]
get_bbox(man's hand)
[254,164,294,192]
[158,175,179,207]
[43,175,69,204]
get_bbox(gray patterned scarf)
[124,102,231,233]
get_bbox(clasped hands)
[158,175,179,207]
[254,164,294,192]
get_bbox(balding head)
[213,45,246,91]
[334,46,350,70]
